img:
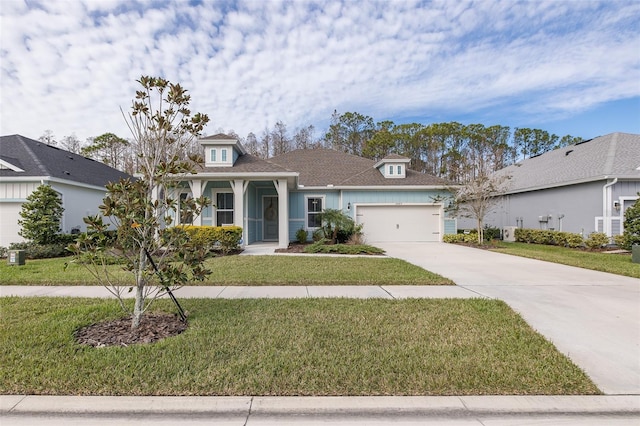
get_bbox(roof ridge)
[603,132,618,175]
[16,135,48,176]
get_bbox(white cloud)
[0,0,638,144]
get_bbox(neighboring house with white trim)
[476,132,640,238]
[176,134,455,248]
[0,134,131,247]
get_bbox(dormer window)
[200,133,247,168]
[375,154,410,179]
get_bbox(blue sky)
[1,0,638,144]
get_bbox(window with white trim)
[221,149,227,162]
[210,149,216,162]
[216,192,234,226]
[397,165,402,175]
[389,165,394,175]
[306,197,323,229]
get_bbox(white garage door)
[356,205,442,243]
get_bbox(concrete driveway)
[379,242,640,395]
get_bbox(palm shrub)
[622,197,640,250]
[318,209,361,244]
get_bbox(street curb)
[3,395,640,416]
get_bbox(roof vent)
[64,171,70,175]
[565,150,573,156]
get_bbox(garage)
[355,204,442,243]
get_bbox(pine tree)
[18,185,64,244]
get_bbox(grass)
[0,255,452,286]
[491,242,640,279]
[0,297,599,396]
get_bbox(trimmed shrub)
[483,225,501,241]
[8,241,70,259]
[295,228,308,243]
[514,228,585,248]
[179,225,243,254]
[443,233,478,244]
[613,234,626,248]
[303,239,384,255]
[585,232,610,250]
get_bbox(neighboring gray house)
[0,134,131,247]
[479,132,640,238]
[175,134,455,247]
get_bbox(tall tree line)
[38,110,583,183]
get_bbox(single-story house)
[0,134,131,247]
[176,133,455,247]
[477,132,640,238]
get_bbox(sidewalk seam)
[379,286,396,299]
[243,396,254,426]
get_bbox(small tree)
[318,208,358,244]
[452,174,510,244]
[18,184,64,244]
[622,196,640,250]
[69,76,210,329]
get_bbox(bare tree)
[38,130,57,146]
[271,121,291,156]
[452,173,511,243]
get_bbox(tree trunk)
[131,247,147,329]
[477,219,483,244]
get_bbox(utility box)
[633,246,640,264]
[8,250,26,266]
[503,226,518,242]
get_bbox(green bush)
[585,232,609,250]
[18,184,65,245]
[8,241,70,259]
[312,229,324,242]
[613,234,626,248]
[179,225,243,254]
[443,233,478,244]
[483,225,501,241]
[295,228,308,243]
[514,228,585,248]
[303,239,384,255]
[622,197,640,250]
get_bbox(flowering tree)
[69,76,210,329]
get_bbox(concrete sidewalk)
[0,284,478,299]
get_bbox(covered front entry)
[356,204,442,242]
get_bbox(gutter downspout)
[602,177,618,236]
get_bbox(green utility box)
[632,245,640,264]
[8,250,26,266]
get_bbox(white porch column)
[275,179,289,248]
[231,179,247,245]
[188,180,203,226]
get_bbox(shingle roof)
[497,132,640,193]
[196,153,292,174]
[0,134,131,186]
[200,133,236,140]
[268,148,450,187]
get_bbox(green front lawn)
[0,297,599,396]
[491,242,640,278]
[0,255,452,286]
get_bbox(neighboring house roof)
[268,148,450,187]
[497,132,640,194]
[0,134,131,187]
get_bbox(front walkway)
[379,242,640,395]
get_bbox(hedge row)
[178,225,243,254]
[514,228,610,249]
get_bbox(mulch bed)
[75,312,187,348]
[274,243,308,253]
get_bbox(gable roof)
[497,132,640,194]
[268,148,450,187]
[0,134,131,187]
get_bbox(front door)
[263,196,279,241]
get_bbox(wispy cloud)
[1,0,638,142]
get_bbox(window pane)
[308,197,322,213]
[210,149,216,162]
[397,165,402,174]
[217,211,233,226]
[389,165,393,175]
[308,213,321,228]
[217,193,234,209]
[222,149,227,162]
